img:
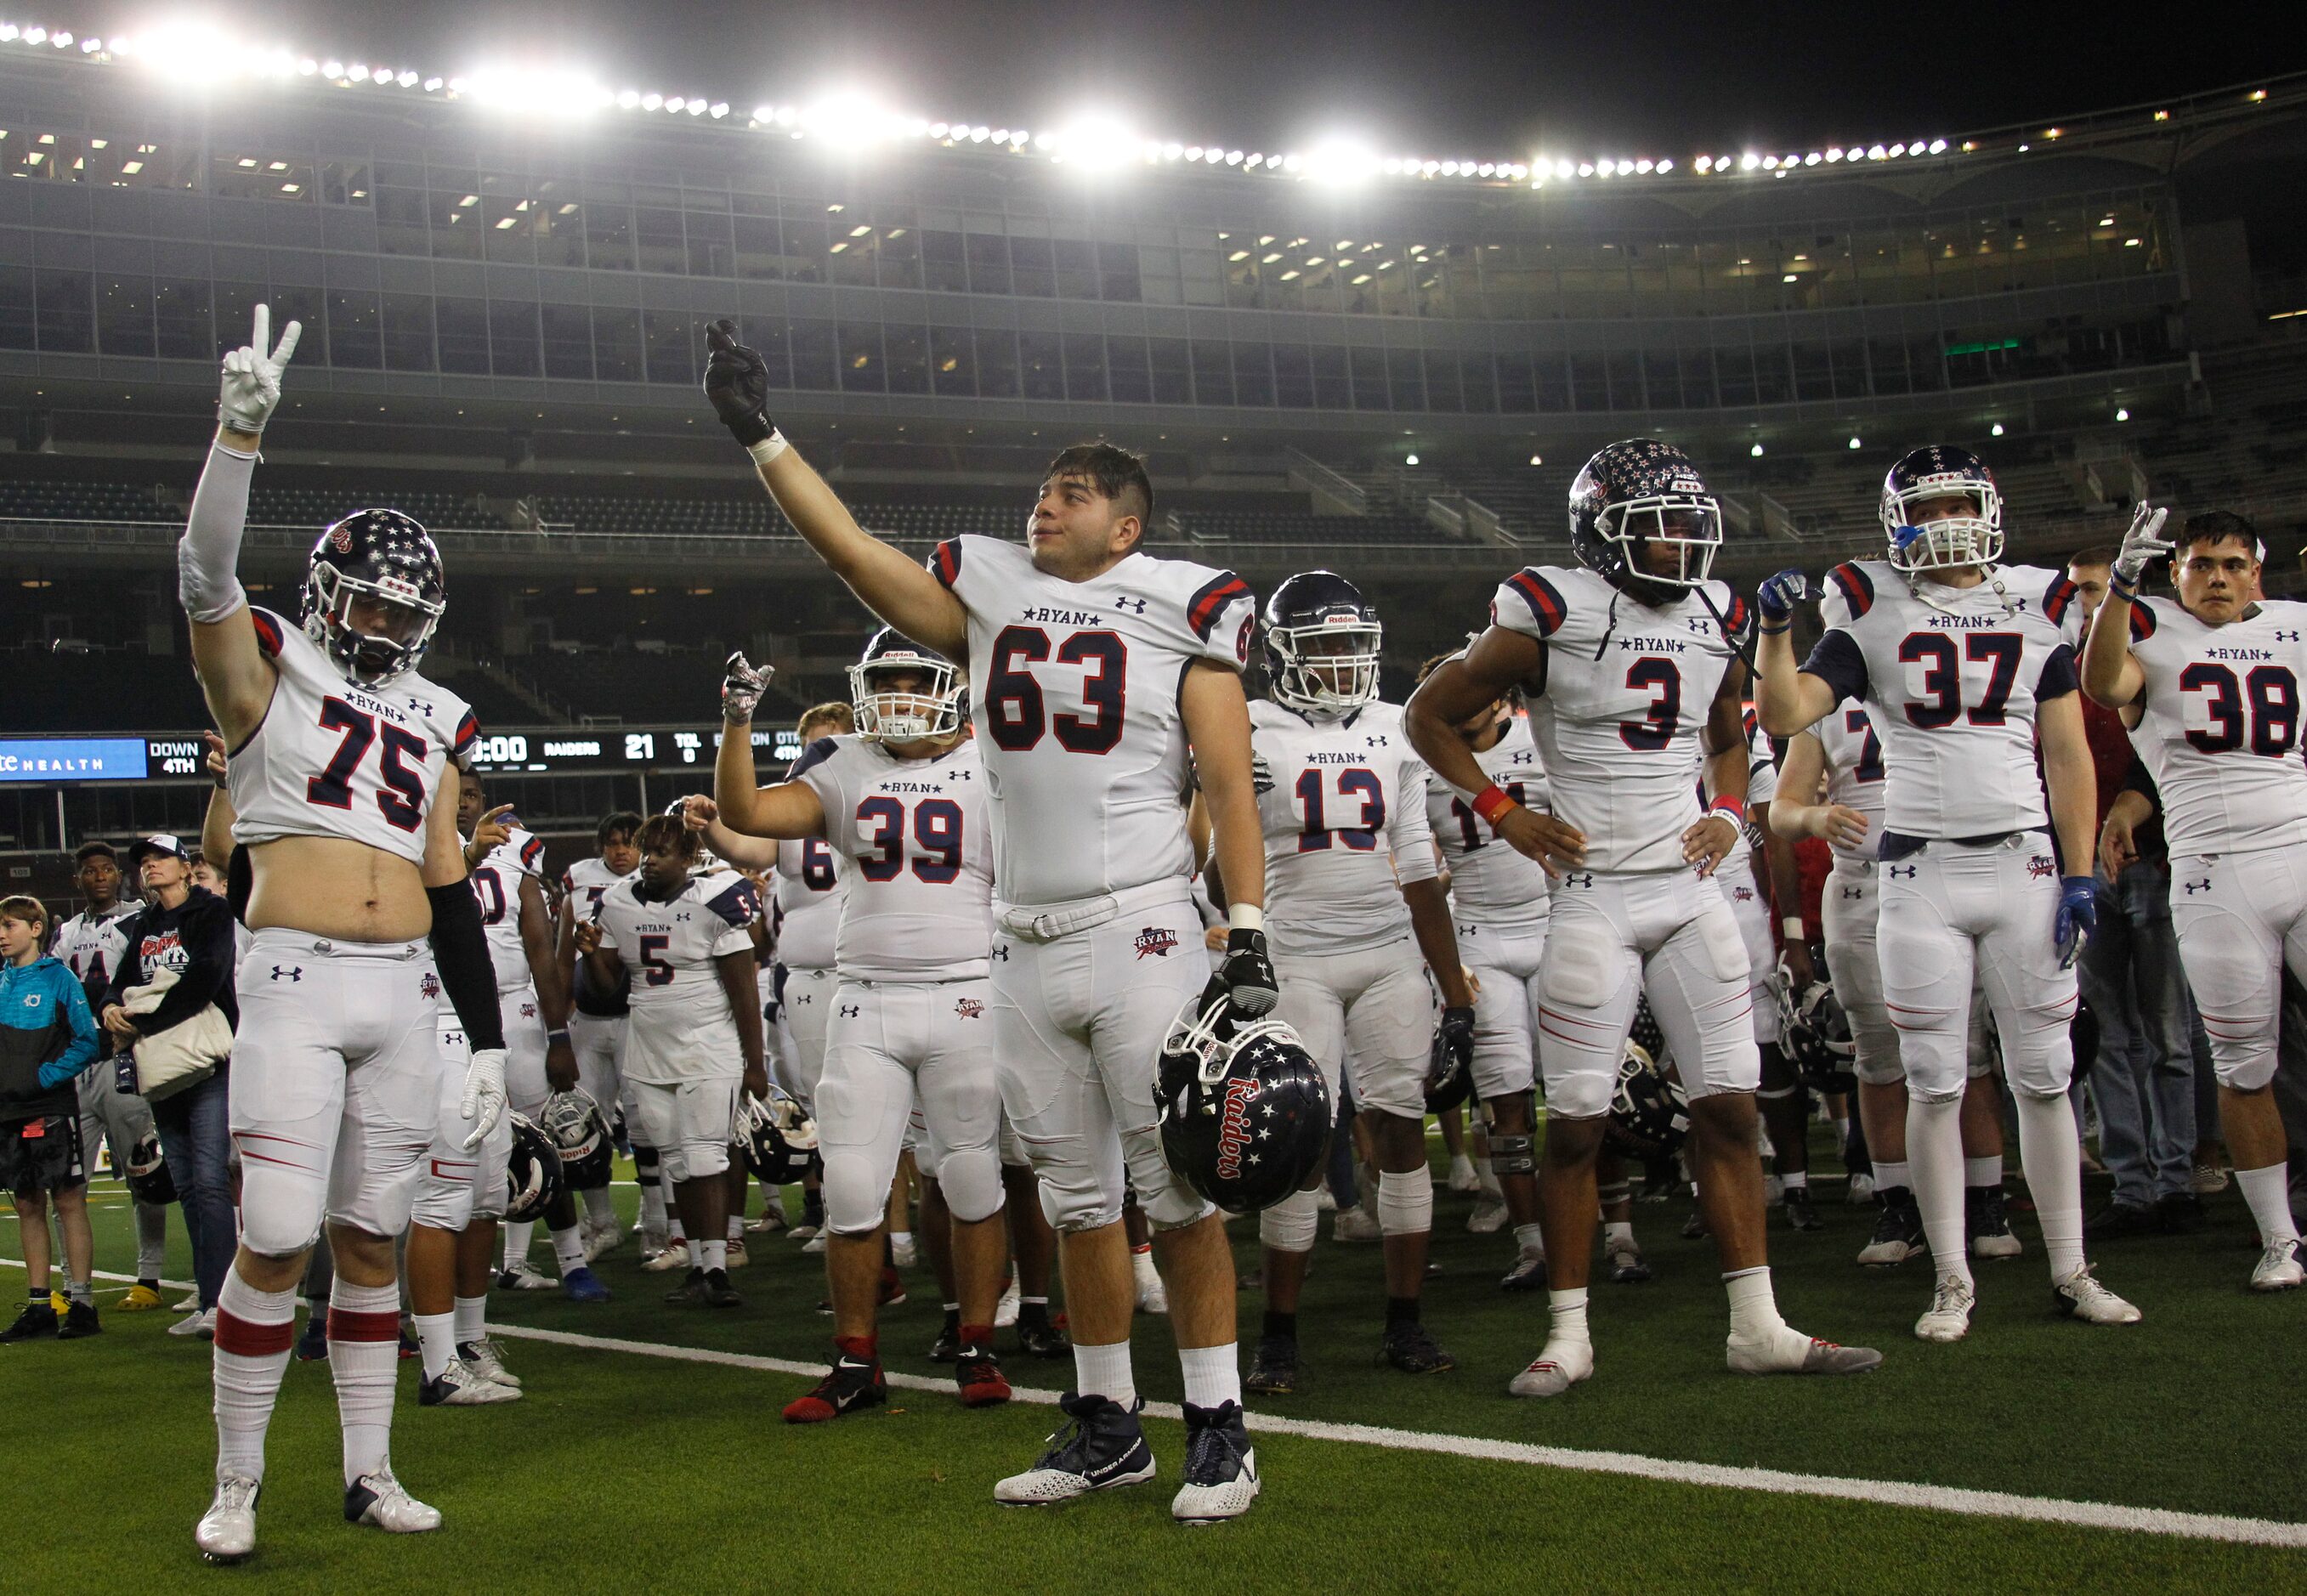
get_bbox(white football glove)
[2111,503,2172,586]
[721,650,771,724]
[218,303,302,436]
[459,1045,508,1151]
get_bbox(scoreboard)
[0,727,805,784]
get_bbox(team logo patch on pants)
[955,998,985,1019]
[1133,927,1179,959]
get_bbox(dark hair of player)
[634,812,700,859]
[72,840,117,864]
[2066,546,2117,569]
[2175,509,2259,557]
[596,810,644,847]
[797,701,854,739]
[1042,440,1154,529]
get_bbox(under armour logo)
[1366,734,1389,748]
[1113,595,1148,614]
[1460,925,1479,938]
[408,698,435,716]
[270,965,303,982]
[947,768,973,781]
[1562,872,1594,888]
[1841,886,1862,899]
[1687,617,1713,634]
[676,911,691,922]
[2185,879,2211,893]
[795,992,813,1005]
[839,1005,860,1018]
[2278,631,2301,642]
[992,944,1010,960]
[1887,865,1918,880]
[1510,751,1534,765]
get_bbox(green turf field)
[4,1140,2304,1593]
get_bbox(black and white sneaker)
[1380,1319,1456,1374]
[701,1268,744,1309]
[1499,1251,1548,1292]
[343,1469,442,1533]
[783,1352,887,1423]
[1783,1188,1822,1232]
[1857,1193,1926,1266]
[1967,1185,2023,1259]
[1244,1334,1301,1396]
[418,1357,521,1406]
[993,1393,1156,1505]
[1171,1400,1260,1524]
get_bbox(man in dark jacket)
[101,835,241,1330]
[0,894,102,1341]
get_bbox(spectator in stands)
[0,894,103,1341]
[2069,548,2202,1238]
[100,835,238,1336]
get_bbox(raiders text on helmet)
[301,508,447,687]
[1879,444,2004,575]
[1155,994,1331,1214]
[1262,570,1383,718]
[847,626,965,742]
[1568,438,1725,604]
[541,1089,615,1191]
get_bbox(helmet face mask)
[737,1086,819,1185]
[1880,447,2004,575]
[848,629,963,743]
[1570,439,1723,604]
[301,511,446,688]
[1263,571,1382,719]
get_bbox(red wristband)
[1709,795,1746,823]
[1471,783,1518,827]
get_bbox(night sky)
[53,1,2307,160]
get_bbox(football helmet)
[504,1112,564,1222]
[737,1085,819,1185]
[847,626,964,742]
[1424,1021,1475,1114]
[1778,974,1857,1095]
[1569,439,1723,606]
[1879,444,2004,575]
[122,1130,177,1205]
[1262,570,1383,718]
[1602,999,1691,1160]
[541,1088,614,1191]
[300,509,446,687]
[1154,994,1330,1214]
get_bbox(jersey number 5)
[306,697,428,832]
[987,626,1125,754]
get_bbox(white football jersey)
[774,837,842,971]
[930,534,1256,908]
[469,825,547,991]
[1717,714,1781,880]
[2123,595,2307,857]
[1807,560,2083,840]
[1488,564,1751,874]
[793,733,994,982]
[49,902,138,999]
[1814,704,1888,869]
[227,608,476,865]
[1250,699,1439,956]
[592,866,760,1083]
[563,854,634,1016]
[1426,711,1550,934]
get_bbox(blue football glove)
[1756,569,1808,623]
[2054,874,2098,969]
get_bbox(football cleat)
[1380,1319,1457,1374]
[802,1231,829,1256]
[2053,1265,2142,1325]
[789,1220,821,1242]
[955,1344,1012,1408]
[1729,1333,1885,1376]
[343,1469,442,1534]
[419,1358,522,1406]
[1607,1238,1653,1284]
[1967,1186,2022,1259]
[0,1301,59,1343]
[1244,1333,1301,1396]
[1507,1341,1593,1398]
[398,1326,419,1359]
[641,1243,694,1272]
[497,1259,555,1292]
[1016,1316,1071,1360]
[783,1353,887,1423]
[174,1293,202,1312]
[120,1282,165,1312]
[723,1237,750,1270]
[195,1474,260,1565]
[56,1300,102,1339]
[664,1267,712,1305]
[2191,1162,2230,1196]
[745,1203,789,1234]
[1447,1153,1480,1193]
[1466,1191,1509,1235]
[560,1265,611,1304]
[2250,1240,2304,1293]
[994,1394,1156,1506]
[702,1268,744,1309]
[995,1276,1022,1328]
[1172,1401,1260,1525]
[169,1308,218,1340]
[458,1339,521,1389]
[1848,1172,1875,1205]
[1857,1196,1926,1266]
[1499,1252,1547,1293]
[1332,1208,1382,1243]
[1783,1188,1822,1232]
[1916,1275,1975,1343]
[294,1313,329,1361]
[930,1315,961,1363]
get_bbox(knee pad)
[1490,1133,1536,1178]
[1854,1050,1907,1087]
[238,1180,324,1259]
[932,1148,1006,1227]
[1258,1187,1320,1254]
[821,1152,889,1237]
[1375,1166,1433,1237]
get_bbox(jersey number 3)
[987,626,1125,755]
[1898,633,2020,728]
[306,697,428,832]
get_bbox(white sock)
[2237,1163,2300,1246]
[1375,1166,1434,1236]
[502,1221,536,1272]
[638,1169,667,1242]
[1782,1170,1808,1191]
[2014,1092,2085,1280]
[727,1214,744,1241]
[1546,1287,1590,1347]
[452,1293,488,1346]
[890,1228,912,1251]
[685,1236,703,1268]
[1073,1338,1136,1407]
[1131,1245,1158,1288]
[582,1188,617,1229]
[550,1225,587,1276]
[1601,1220,1634,1252]
[1964,1154,2004,1187]
[1514,1221,1547,1259]
[1831,1115,1850,1143]
[1906,1095,1972,1287]
[700,1239,728,1272]
[1178,1343,1241,1410]
[1723,1265,1788,1342]
[1474,1155,1502,1197]
[213,1273,298,1483]
[326,1277,403,1486]
[1874,1159,1911,1193]
[413,1310,456,1382]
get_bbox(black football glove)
[703,317,774,448]
[1200,926,1279,1018]
[1435,1005,1476,1083]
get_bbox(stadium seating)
[3,645,210,733]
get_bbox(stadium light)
[1848,436,1862,449]
[1405,453,1420,466]
[2115,407,2129,421]
[1750,443,1765,456]
[1303,139,1381,184]
[1991,422,2005,436]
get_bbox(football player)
[48,841,171,1307]
[713,629,1015,1417]
[1218,571,1473,1395]
[705,318,1267,1522]
[772,701,853,1248]
[1756,444,2140,1341]
[557,810,642,1257]
[2077,507,2305,1290]
[179,306,507,1561]
[1416,656,1550,1290]
[575,813,767,1308]
[1407,437,1880,1397]
[1772,720,2021,1266]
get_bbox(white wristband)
[745,431,789,467]
[1781,916,1806,942]
[1227,903,1264,934]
